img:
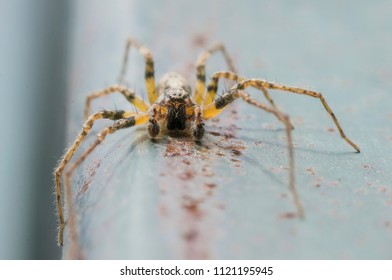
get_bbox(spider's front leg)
[54,110,148,246]
[118,37,158,104]
[234,79,360,152]
[203,71,290,127]
[84,85,149,120]
[194,42,236,105]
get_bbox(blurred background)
[1,0,391,259]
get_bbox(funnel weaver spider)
[54,38,360,247]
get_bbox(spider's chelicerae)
[54,38,360,247]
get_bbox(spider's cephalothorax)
[54,37,360,250]
[148,72,204,139]
[163,87,189,131]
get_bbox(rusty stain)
[279,212,297,219]
[208,131,221,137]
[157,104,251,259]
[378,186,389,194]
[191,34,208,48]
[78,159,101,196]
[182,197,203,218]
[201,165,215,177]
[215,151,225,157]
[384,221,392,229]
[363,163,373,169]
[178,170,195,181]
[204,183,217,189]
[231,148,242,156]
[305,167,316,176]
[384,199,392,206]
[183,229,198,242]
[355,188,368,195]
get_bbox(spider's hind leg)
[202,90,304,218]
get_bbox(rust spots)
[201,165,215,177]
[208,129,235,139]
[231,147,242,156]
[312,177,340,188]
[384,221,392,230]
[204,183,217,189]
[191,34,208,48]
[378,186,389,194]
[78,159,101,196]
[183,229,198,242]
[182,197,203,218]
[363,163,373,169]
[164,138,195,157]
[305,167,316,176]
[327,127,336,133]
[178,170,195,181]
[279,212,297,219]
[208,131,221,137]
[157,103,249,259]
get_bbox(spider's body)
[151,72,204,139]
[54,38,360,249]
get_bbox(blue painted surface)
[62,0,392,259]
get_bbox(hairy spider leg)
[205,71,277,108]
[204,71,292,128]
[194,42,236,105]
[203,89,303,218]
[118,37,158,104]
[234,79,360,152]
[63,113,149,251]
[54,110,143,246]
[84,85,149,120]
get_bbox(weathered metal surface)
[62,0,392,259]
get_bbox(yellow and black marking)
[118,37,158,104]
[204,71,278,110]
[194,42,236,105]
[204,71,243,106]
[142,50,158,104]
[84,85,149,120]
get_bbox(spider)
[54,37,360,247]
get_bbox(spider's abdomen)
[167,106,186,130]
